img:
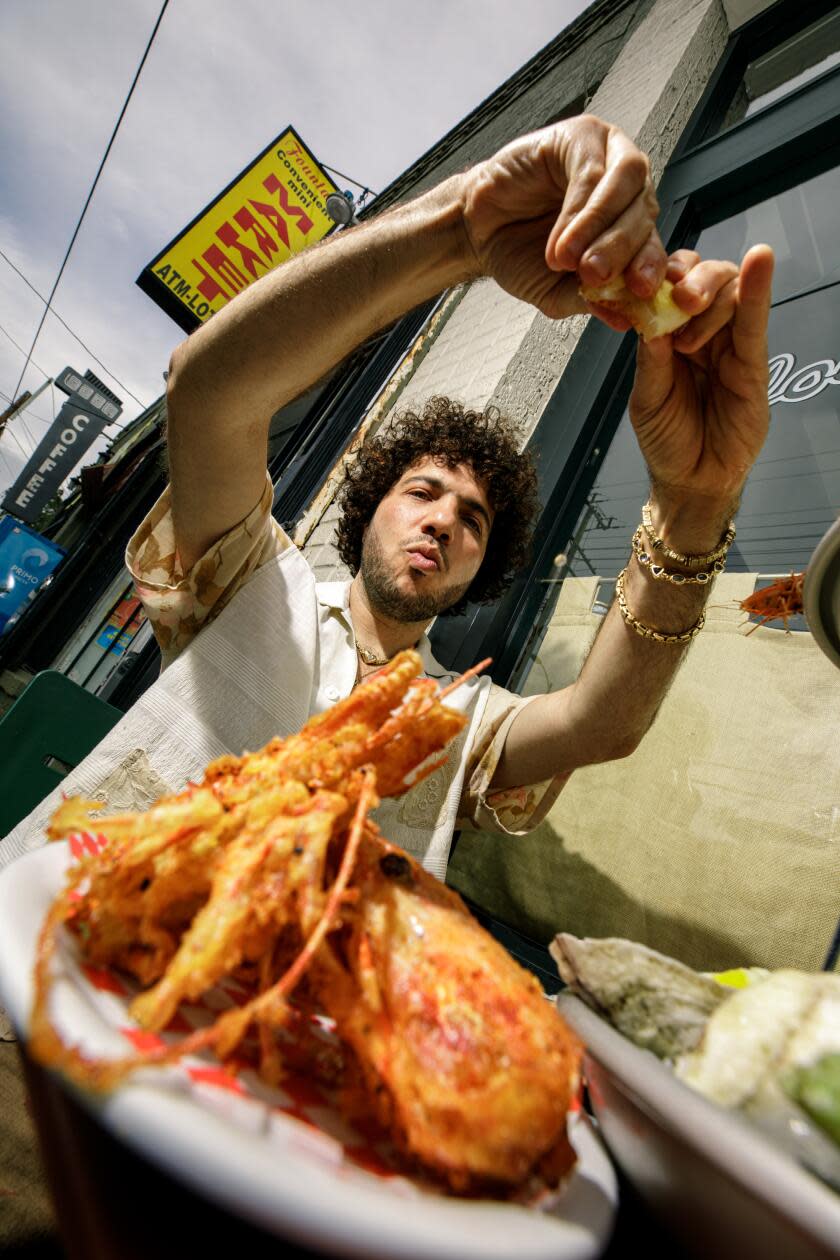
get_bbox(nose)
[421,496,456,543]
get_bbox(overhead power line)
[0,379,52,451]
[0,405,36,463]
[0,387,31,475]
[0,247,146,409]
[0,442,17,482]
[0,323,51,452]
[0,317,50,382]
[10,0,170,403]
[0,318,127,460]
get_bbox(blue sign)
[0,517,65,634]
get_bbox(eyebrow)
[403,474,492,531]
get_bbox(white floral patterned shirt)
[126,475,569,847]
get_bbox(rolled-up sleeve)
[125,472,290,669]
[457,684,571,835]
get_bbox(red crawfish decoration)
[735,572,806,634]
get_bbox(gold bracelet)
[632,527,724,585]
[642,502,735,569]
[615,567,705,644]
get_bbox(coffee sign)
[3,368,122,524]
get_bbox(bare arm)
[166,115,665,571]
[166,180,476,570]
[492,244,775,789]
[491,490,736,785]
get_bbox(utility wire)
[0,385,44,461]
[0,318,50,383]
[0,322,70,454]
[1,411,36,463]
[12,407,40,452]
[10,0,169,402]
[0,247,146,410]
[0,318,126,463]
[0,438,17,481]
[0,334,49,455]
[0,388,39,458]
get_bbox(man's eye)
[464,516,481,534]
[409,489,429,500]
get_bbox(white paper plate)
[0,841,617,1260]
[558,994,840,1260]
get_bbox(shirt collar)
[315,580,451,679]
[316,581,352,615]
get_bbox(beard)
[360,528,472,622]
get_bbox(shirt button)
[325,685,340,702]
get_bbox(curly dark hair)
[335,397,540,617]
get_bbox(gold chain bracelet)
[642,502,735,569]
[615,567,705,644]
[632,528,724,585]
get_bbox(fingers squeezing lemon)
[581,275,691,342]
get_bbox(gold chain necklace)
[356,643,392,667]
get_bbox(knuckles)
[563,112,607,137]
[573,156,608,193]
[616,147,651,190]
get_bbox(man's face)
[359,457,494,622]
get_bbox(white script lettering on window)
[769,353,840,406]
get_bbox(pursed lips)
[405,542,443,573]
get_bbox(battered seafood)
[30,652,580,1194]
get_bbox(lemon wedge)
[580,275,691,342]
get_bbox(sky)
[0,0,592,499]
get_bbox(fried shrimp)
[29,650,580,1193]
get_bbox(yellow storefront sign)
[137,126,338,331]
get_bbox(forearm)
[491,488,737,788]
[167,175,478,566]
[565,488,732,757]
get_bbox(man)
[0,115,773,877]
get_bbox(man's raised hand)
[629,244,775,510]
[460,116,667,318]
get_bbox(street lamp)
[325,189,359,227]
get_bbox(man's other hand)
[460,116,666,318]
[629,244,775,531]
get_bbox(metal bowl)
[558,994,840,1260]
[804,517,840,670]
